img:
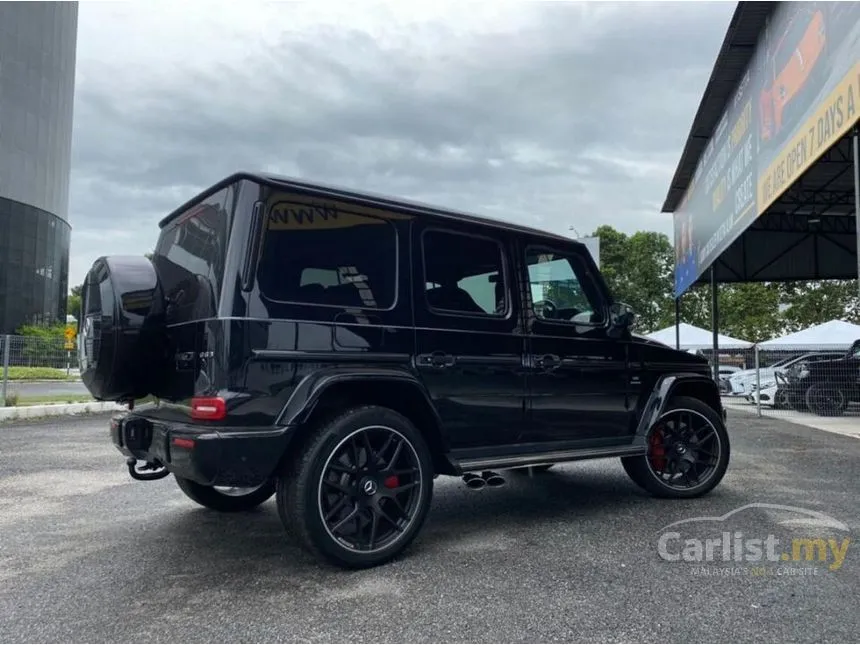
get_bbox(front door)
[411,222,527,450]
[520,240,632,444]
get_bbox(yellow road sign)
[64,326,75,341]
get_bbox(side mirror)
[608,302,635,338]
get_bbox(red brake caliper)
[383,475,400,489]
[649,426,667,471]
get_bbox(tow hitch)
[126,457,170,481]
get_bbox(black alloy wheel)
[622,396,730,499]
[277,405,434,569]
[318,425,424,553]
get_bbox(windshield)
[153,188,231,324]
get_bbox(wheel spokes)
[647,409,721,490]
[318,425,422,553]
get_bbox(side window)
[422,230,507,317]
[525,247,605,324]
[256,202,397,309]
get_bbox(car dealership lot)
[1,413,859,643]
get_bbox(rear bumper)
[110,413,291,487]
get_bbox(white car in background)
[749,383,783,408]
[728,352,844,398]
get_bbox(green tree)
[67,284,82,322]
[776,280,860,331]
[15,323,69,367]
[677,284,712,330]
[718,283,783,342]
[589,225,675,334]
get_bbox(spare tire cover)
[78,255,165,401]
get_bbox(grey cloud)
[68,1,734,285]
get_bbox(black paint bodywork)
[109,172,721,487]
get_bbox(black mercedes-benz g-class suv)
[780,339,860,416]
[78,172,730,569]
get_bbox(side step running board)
[455,444,646,473]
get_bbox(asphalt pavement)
[1,412,859,643]
[5,379,90,398]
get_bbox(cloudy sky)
[68,0,735,287]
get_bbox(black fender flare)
[632,373,725,447]
[275,366,444,431]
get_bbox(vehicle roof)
[159,170,580,247]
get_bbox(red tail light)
[191,396,226,421]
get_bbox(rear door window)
[256,197,398,310]
[421,229,508,317]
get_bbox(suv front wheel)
[277,405,434,569]
[621,396,730,499]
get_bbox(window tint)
[422,230,506,316]
[257,202,397,309]
[526,248,604,324]
[153,188,230,324]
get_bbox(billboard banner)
[674,2,860,297]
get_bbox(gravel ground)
[0,411,858,643]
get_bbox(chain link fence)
[720,343,860,422]
[1,334,83,407]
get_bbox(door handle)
[534,354,561,370]
[417,352,456,369]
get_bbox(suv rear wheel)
[621,396,730,499]
[277,405,434,569]
[175,476,276,512]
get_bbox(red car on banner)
[759,6,827,143]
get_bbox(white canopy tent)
[646,322,753,351]
[757,320,860,351]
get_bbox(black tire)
[805,383,847,417]
[621,396,730,499]
[787,391,807,411]
[277,405,434,569]
[774,388,790,410]
[175,476,276,512]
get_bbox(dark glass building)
[0,2,78,334]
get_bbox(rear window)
[256,198,397,310]
[153,188,230,322]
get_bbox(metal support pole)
[755,345,761,418]
[1,335,10,405]
[674,296,681,350]
[711,266,719,383]
[853,125,860,301]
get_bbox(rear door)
[411,221,527,450]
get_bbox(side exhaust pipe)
[482,471,506,487]
[463,473,486,489]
